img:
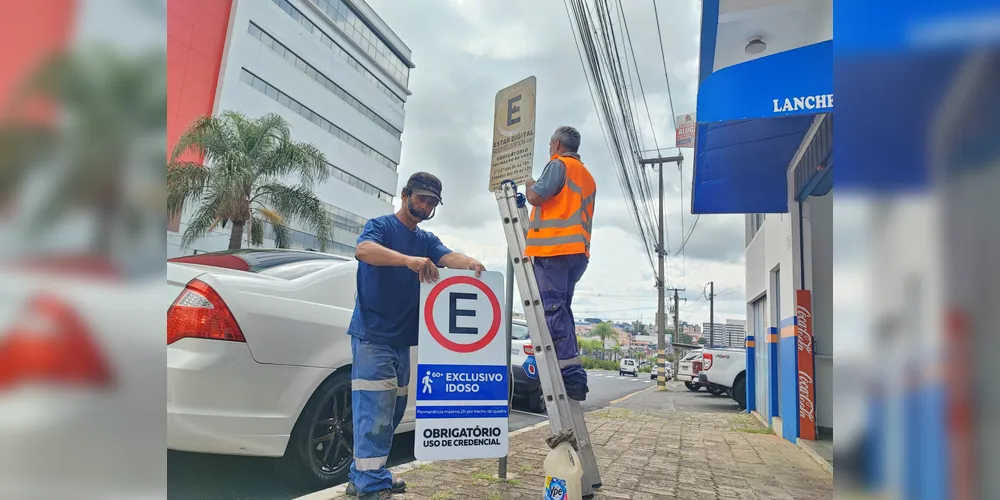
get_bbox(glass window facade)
[306,0,410,88]
[323,201,367,234]
[239,68,397,172]
[328,163,394,203]
[271,0,406,108]
[247,22,401,139]
[258,220,357,257]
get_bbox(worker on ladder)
[524,126,597,402]
[347,172,486,500]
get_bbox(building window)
[323,201,367,234]
[747,213,765,245]
[328,163,393,203]
[239,68,397,172]
[305,0,410,88]
[257,221,357,257]
[247,22,402,139]
[271,0,406,108]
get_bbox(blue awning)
[698,41,833,123]
[692,40,833,214]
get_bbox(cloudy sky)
[366,0,747,327]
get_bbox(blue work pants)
[532,253,589,400]
[348,336,410,494]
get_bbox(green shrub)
[581,356,618,371]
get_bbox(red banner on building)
[795,289,817,440]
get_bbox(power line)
[651,0,678,133]
[674,213,701,256]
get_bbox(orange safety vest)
[525,154,596,258]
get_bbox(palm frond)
[252,206,289,248]
[249,217,265,247]
[257,138,329,187]
[256,182,333,252]
[180,197,222,249]
[166,161,210,216]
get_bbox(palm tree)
[0,45,166,255]
[591,322,616,361]
[168,111,334,251]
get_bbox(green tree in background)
[168,111,334,251]
[630,320,648,335]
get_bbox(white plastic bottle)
[543,439,583,500]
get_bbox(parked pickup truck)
[697,347,748,409]
[676,349,704,391]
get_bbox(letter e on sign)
[507,95,522,126]
[449,292,478,335]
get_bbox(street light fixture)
[745,37,767,55]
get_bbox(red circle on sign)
[424,275,501,353]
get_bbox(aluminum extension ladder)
[495,181,602,498]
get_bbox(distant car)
[619,358,638,377]
[510,320,544,413]
[650,362,672,380]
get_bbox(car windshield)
[683,351,703,361]
[511,322,530,340]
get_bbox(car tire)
[732,375,747,410]
[707,386,726,396]
[527,389,545,414]
[685,382,702,392]
[275,371,354,489]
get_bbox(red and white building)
[167,0,414,257]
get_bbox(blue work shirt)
[348,214,453,347]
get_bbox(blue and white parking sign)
[415,269,509,461]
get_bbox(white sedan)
[167,249,418,489]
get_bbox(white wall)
[746,213,796,325]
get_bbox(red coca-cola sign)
[795,289,817,440]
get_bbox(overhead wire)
[563,0,661,273]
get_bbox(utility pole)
[640,153,683,391]
[708,281,715,347]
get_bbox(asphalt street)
[167,370,737,500]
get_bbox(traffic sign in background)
[488,76,537,192]
[415,269,509,461]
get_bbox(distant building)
[702,319,746,348]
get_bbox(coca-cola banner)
[795,289,817,440]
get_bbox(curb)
[292,419,552,500]
[796,438,834,475]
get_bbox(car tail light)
[702,353,713,371]
[0,293,114,391]
[167,279,245,345]
[523,343,534,355]
[693,361,702,373]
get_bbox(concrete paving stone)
[361,407,832,500]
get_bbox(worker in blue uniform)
[345,172,486,500]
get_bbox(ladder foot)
[592,482,603,490]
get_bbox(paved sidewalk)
[302,388,833,499]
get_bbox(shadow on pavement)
[167,432,416,500]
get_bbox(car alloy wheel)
[310,386,354,476]
[276,371,355,488]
